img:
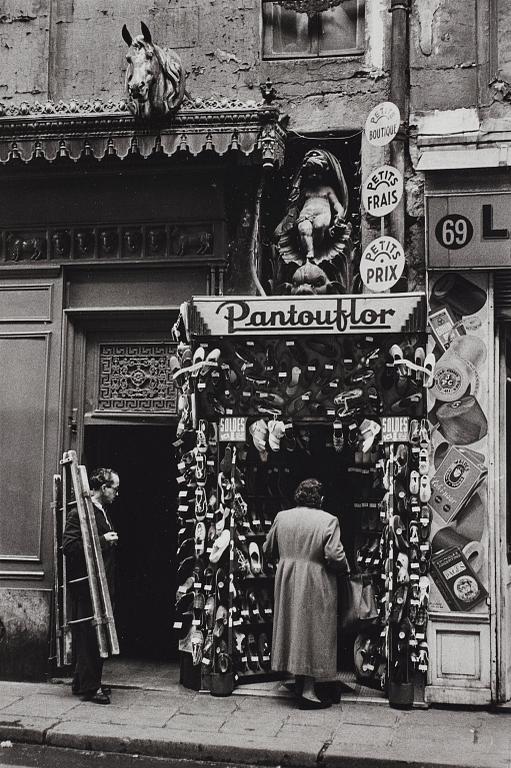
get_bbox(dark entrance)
[83,424,178,661]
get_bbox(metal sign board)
[364,102,400,147]
[189,294,425,336]
[362,165,403,218]
[219,416,247,442]
[427,192,511,268]
[381,416,410,443]
[360,236,406,293]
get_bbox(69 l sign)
[427,193,511,268]
[435,214,474,250]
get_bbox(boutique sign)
[189,294,425,337]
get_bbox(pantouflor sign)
[364,102,400,147]
[360,236,406,293]
[189,294,425,336]
[362,165,403,218]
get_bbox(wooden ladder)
[51,451,119,666]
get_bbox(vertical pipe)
[388,0,410,259]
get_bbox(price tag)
[197,382,206,391]
[173,621,183,629]
[177,461,186,472]
[263,655,270,661]
[176,476,186,485]
[241,656,248,662]
[178,505,188,513]
[253,519,260,525]
[194,582,202,589]
[264,608,272,615]
[192,619,201,626]
[278,372,286,379]
[202,657,210,666]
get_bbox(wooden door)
[62,313,179,457]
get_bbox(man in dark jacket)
[62,467,120,704]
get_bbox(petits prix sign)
[427,192,511,268]
[189,294,425,337]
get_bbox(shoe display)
[173,333,431,696]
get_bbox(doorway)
[83,424,178,661]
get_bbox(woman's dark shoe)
[80,689,111,704]
[101,685,112,696]
[298,696,332,710]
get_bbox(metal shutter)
[494,271,511,319]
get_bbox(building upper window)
[262,1,365,59]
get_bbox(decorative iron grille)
[98,344,178,415]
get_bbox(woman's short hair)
[90,467,118,491]
[294,478,323,508]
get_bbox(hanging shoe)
[249,542,263,575]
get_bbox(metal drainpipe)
[388,0,410,259]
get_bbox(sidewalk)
[0,681,510,768]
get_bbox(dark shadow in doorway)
[84,424,178,661]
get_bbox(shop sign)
[364,102,400,147]
[381,416,409,443]
[189,294,425,336]
[359,236,405,293]
[427,192,511,268]
[219,416,247,442]
[362,165,403,218]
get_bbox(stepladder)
[51,450,119,667]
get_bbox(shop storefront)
[422,156,511,705]
[171,293,432,706]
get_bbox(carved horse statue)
[122,22,186,118]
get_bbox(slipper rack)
[172,311,433,703]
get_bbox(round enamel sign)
[362,165,403,218]
[364,102,401,147]
[360,236,405,293]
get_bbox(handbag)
[339,573,378,631]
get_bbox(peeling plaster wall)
[1,0,391,135]
[410,0,477,112]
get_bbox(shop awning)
[0,96,286,166]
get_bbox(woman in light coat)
[263,478,349,709]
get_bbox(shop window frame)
[261,0,365,60]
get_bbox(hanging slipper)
[175,573,195,601]
[258,632,271,672]
[201,630,215,668]
[332,421,345,454]
[191,629,204,666]
[268,419,286,451]
[409,520,420,546]
[176,537,195,562]
[174,590,194,616]
[418,447,429,476]
[247,633,262,672]
[359,418,381,453]
[422,352,436,388]
[220,445,233,475]
[247,590,264,623]
[194,487,207,521]
[209,529,230,564]
[203,565,215,595]
[249,542,263,575]
[194,521,206,557]
[409,418,420,444]
[217,647,232,674]
[215,566,227,604]
[396,552,410,585]
[204,595,215,632]
[419,474,431,503]
[409,470,420,496]
[213,605,228,638]
[249,418,268,453]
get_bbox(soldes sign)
[427,193,511,267]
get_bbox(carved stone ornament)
[274,0,344,15]
[271,149,359,295]
[122,22,186,118]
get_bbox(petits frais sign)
[362,165,403,218]
[189,294,425,337]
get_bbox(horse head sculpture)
[122,22,186,118]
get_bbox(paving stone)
[330,723,393,747]
[278,722,336,742]
[63,704,170,727]
[177,696,239,716]
[219,713,285,737]
[0,694,79,719]
[165,713,227,732]
[0,714,58,744]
